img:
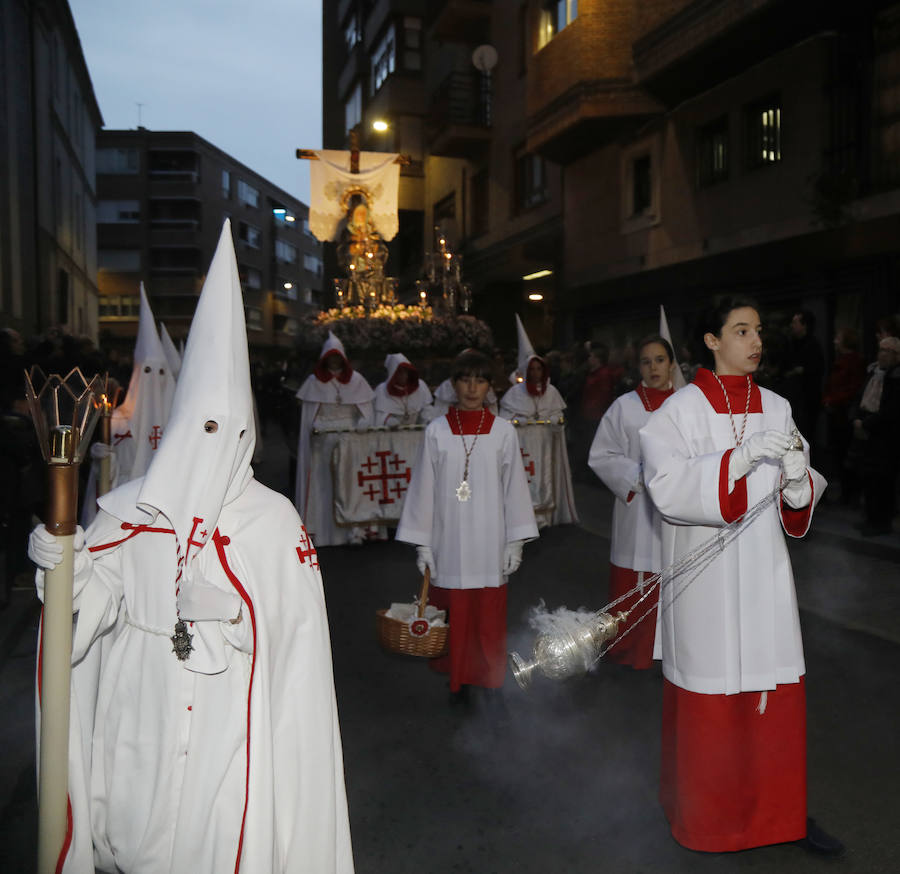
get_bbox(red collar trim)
[693,368,763,414]
[636,384,674,412]
[446,406,496,435]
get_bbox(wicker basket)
[376,568,449,658]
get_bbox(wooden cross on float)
[295,127,411,174]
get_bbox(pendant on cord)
[456,480,472,502]
[171,620,194,661]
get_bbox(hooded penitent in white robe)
[159,321,182,381]
[373,353,433,425]
[588,384,673,668]
[294,332,374,545]
[422,378,498,422]
[81,286,175,526]
[39,221,354,874]
[638,368,824,852]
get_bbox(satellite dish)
[472,44,498,73]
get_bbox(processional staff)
[24,367,103,874]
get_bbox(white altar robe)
[589,390,665,572]
[639,378,825,695]
[396,415,538,589]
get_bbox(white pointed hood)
[159,322,183,381]
[112,284,176,480]
[510,313,547,388]
[384,352,414,384]
[659,304,686,389]
[137,220,255,559]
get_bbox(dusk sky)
[69,0,322,203]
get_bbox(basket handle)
[416,566,431,619]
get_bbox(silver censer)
[509,610,628,690]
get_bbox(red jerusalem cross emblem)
[520,448,536,482]
[148,425,163,449]
[357,451,411,505]
[296,524,319,570]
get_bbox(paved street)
[1,426,898,872]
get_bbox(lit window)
[304,253,323,275]
[245,307,263,332]
[538,0,577,48]
[344,13,360,52]
[744,96,782,169]
[371,25,396,94]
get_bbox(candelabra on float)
[25,366,103,874]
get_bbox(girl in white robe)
[397,350,538,701]
[294,332,374,546]
[639,296,836,855]
[588,334,675,668]
[373,353,433,425]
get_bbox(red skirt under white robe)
[427,584,507,691]
[660,677,807,852]
[605,563,659,670]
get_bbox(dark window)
[57,269,69,324]
[632,154,652,215]
[744,95,782,170]
[697,116,729,187]
[515,151,547,212]
[471,169,489,236]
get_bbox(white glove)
[631,464,645,495]
[728,430,794,483]
[415,546,436,577]
[90,441,118,479]
[176,571,243,623]
[29,524,92,602]
[781,450,812,508]
[502,540,524,576]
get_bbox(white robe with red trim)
[589,390,665,572]
[396,415,538,589]
[52,477,353,874]
[639,382,825,695]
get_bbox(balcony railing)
[433,70,491,127]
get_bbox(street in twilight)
[1,425,898,873]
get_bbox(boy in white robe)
[589,334,675,668]
[28,222,354,874]
[294,332,374,545]
[373,352,433,425]
[397,349,538,707]
[639,296,841,855]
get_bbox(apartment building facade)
[324,0,900,360]
[96,129,323,353]
[0,0,103,340]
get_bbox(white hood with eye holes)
[111,284,176,481]
[134,220,255,560]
